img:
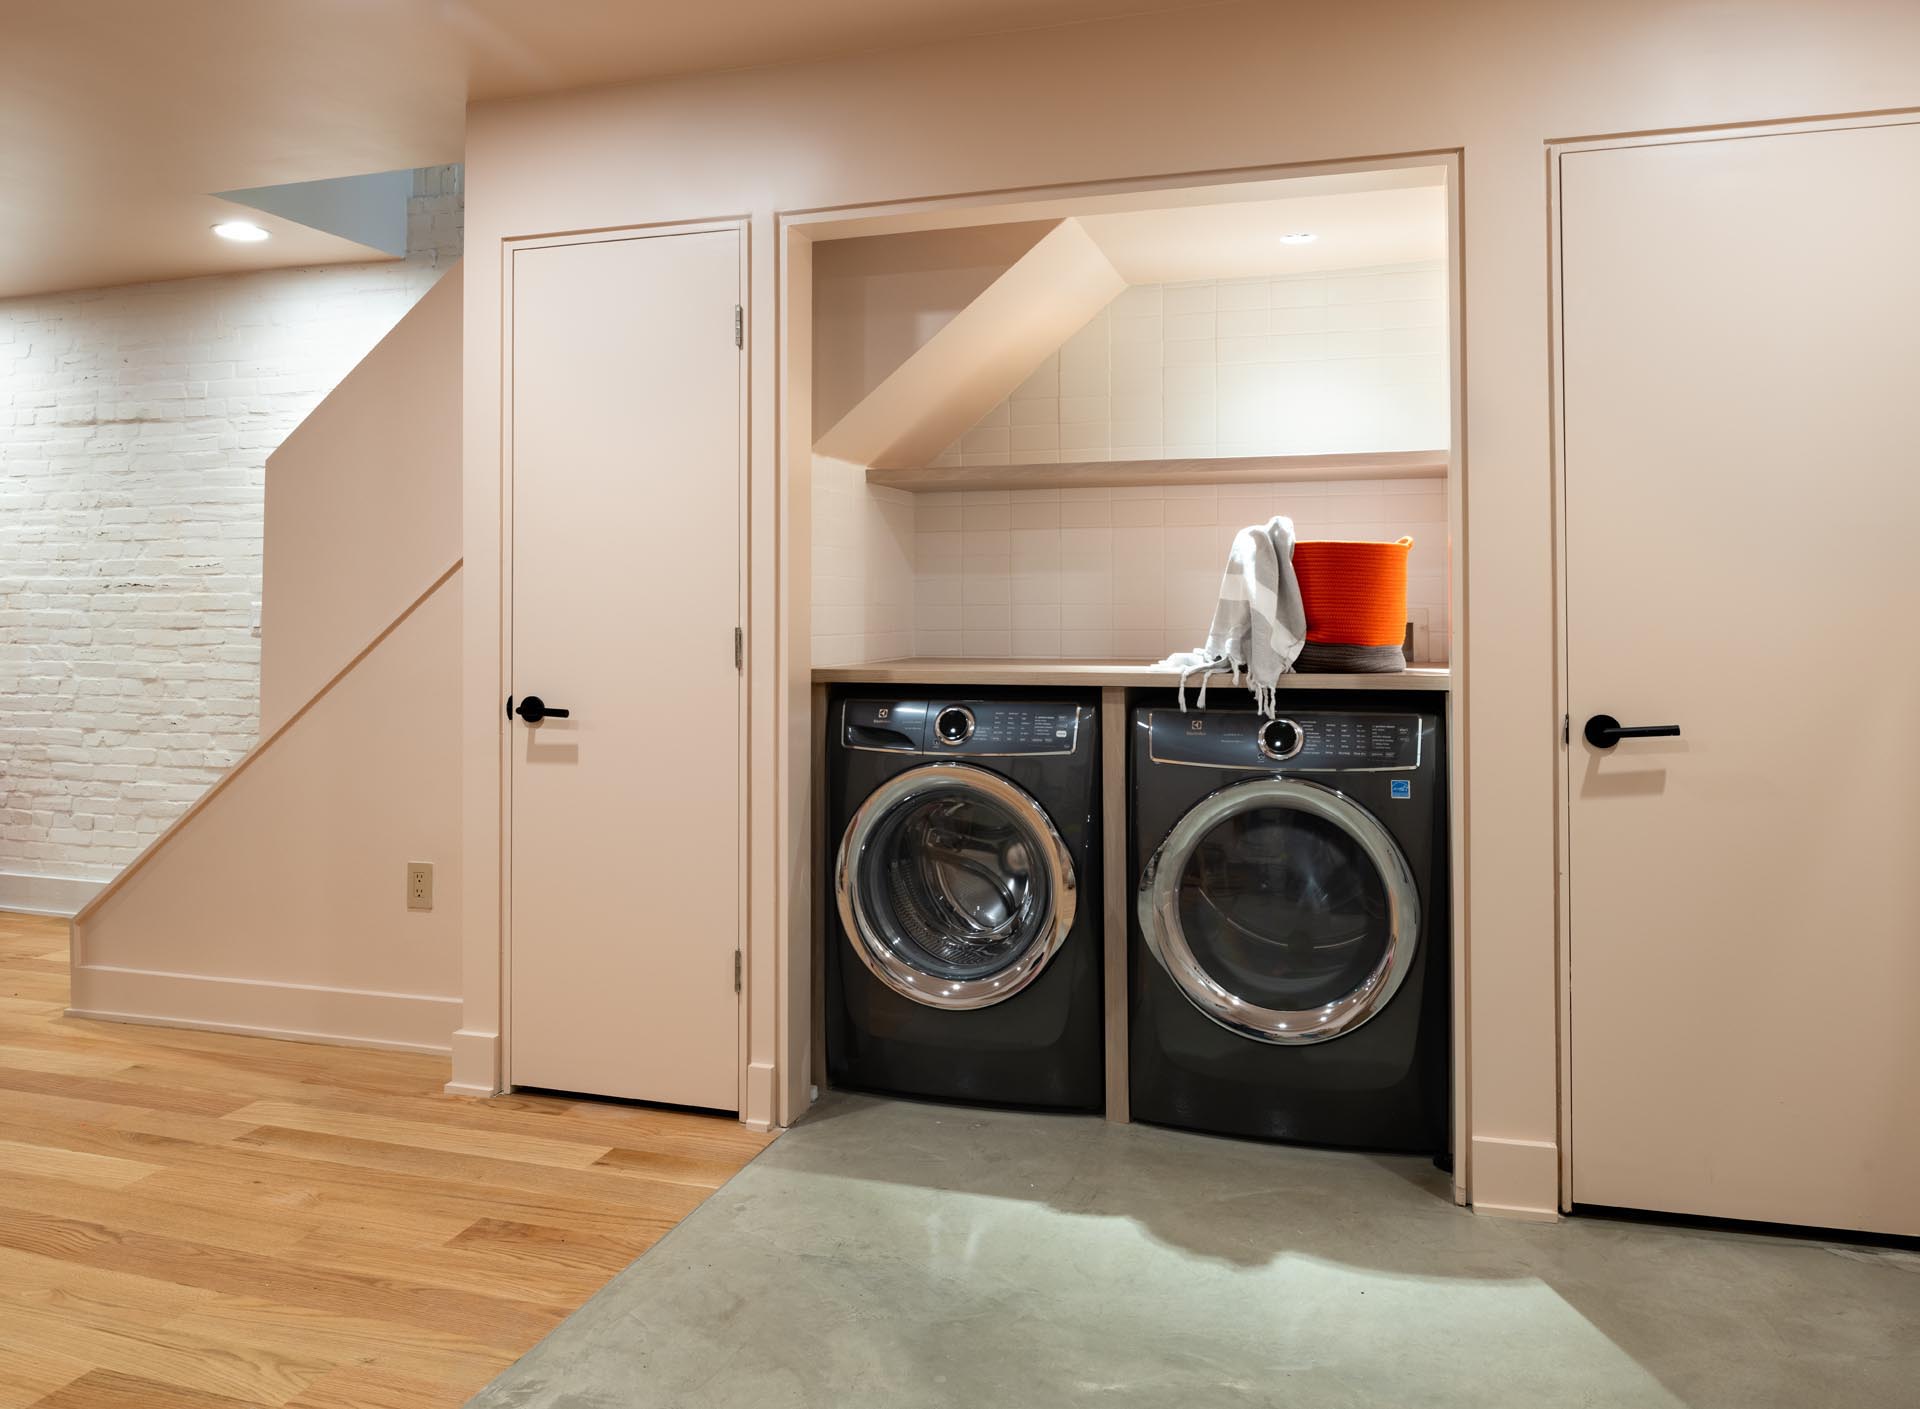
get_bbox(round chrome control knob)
[1258,717,1304,761]
[934,706,976,746]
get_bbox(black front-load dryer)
[1130,694,1448,1151]
[826,688,1103,1112]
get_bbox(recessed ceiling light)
[1279,232,1318,245]
[212,221,270,243]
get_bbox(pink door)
[508,229,744,1108]
[1561,120,1920,1235]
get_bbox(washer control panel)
[844,699,1083,756]
[1150,709,1423,772]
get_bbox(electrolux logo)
[1188,717,1205,733]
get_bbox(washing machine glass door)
[1139,776,1419,1044]
[837,763,1077,1010]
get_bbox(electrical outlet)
[406,862,433,912]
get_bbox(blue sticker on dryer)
[1390,779,1412,800]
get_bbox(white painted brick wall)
[0,167,463,883]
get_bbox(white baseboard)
[68,963,458,1055]
[445,1027,501,1095]
[0,871,106,918]
[1473,1201,1563,1223]
[744,1059,779,1129]
[1469,1133,1562,1219]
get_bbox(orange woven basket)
[1293,537,1413,647]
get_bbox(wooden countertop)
[811,657,1451,691]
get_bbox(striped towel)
[1154,515,1306,716]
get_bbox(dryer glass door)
[837,763,1077,1010]
[1139,776,1419,1044]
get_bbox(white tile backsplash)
[810,455,915,667]
[815,264,1453,670]
[1163,283,1218,315]
[944,262,1447,468]
[910,476,1450,661]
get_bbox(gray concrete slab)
[468,1094,1920,1408]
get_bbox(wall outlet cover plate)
[406,862,433,911]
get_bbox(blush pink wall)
[71,271,466,1053]
[262,265,463,735]
[459,0,1920,1204]
[71,578,463,1051]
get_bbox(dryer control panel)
[1148,709,1423,772]
[843,699,1083,756]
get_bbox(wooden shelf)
[867,449,1447,494]
[812,657,1451,691]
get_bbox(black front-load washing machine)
[1130,693,1448,1151]
[825,687,1103,1112]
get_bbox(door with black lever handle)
[1583,714,1680,749]
[509,695,571,724]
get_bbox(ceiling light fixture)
[212,220,270,243]
[1279,232,1318,245]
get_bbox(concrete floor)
[468,1094,1920,1408]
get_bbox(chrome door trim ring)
[1257,717,1305,761]
[933,705,976,746]
[1137,775,1419,1044]
[836,762,1077,1010]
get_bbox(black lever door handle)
[1584,713,1679,749]
[512,695,571,724]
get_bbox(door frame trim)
[778,148,1468,1197]
[1547,109,1920,1211]
[497,218,753,1112]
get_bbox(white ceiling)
[0,0,1226,299]
[1079,185,1450,284]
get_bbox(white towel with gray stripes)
[1153,515,1306,716]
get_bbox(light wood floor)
[0,911,775,1408]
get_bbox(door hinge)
[733,304,743,349]
[733,949,742,993]
[1562,713,1570,745]
[733,626,743,670]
